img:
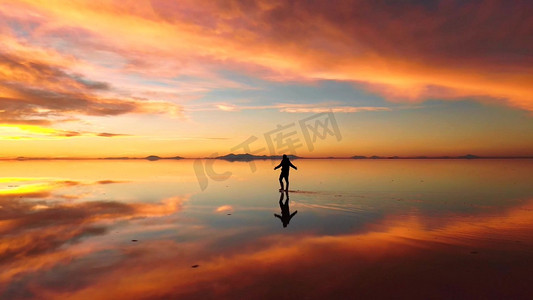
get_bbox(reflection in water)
[0,160,532,299]
[0,176,188,298]
[274,190,298,228]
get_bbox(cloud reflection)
[0,178,188,294]
[1,171,532,299]
[20,197,530,299]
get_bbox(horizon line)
[2,153,533,161]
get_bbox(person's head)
[283,154,287,159]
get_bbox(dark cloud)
[96,180,127,184]
[0,53,110,91]
[222,0,532,69]
[96,132,130,137]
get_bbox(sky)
[0,0,532,158]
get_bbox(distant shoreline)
[2,153,533,161]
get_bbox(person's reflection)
[274,190,297,228]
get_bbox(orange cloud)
[215,205,233,212]
[0,124,133,140]
[1,0,531,115]
[0,35,183,127]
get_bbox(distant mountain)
[145,155,161,161]
[216,153,300,161]
[457,154,479,159]
[145,155,183,161]
[5,153,529,161]
[350,154,483,159]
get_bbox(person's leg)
[279,174,284,190]
[285,174,289,191]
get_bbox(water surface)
[1,159,532,299]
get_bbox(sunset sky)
[0,0,532,158]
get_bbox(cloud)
[190,102,391,113]
[215,205,233,213]
[95,180,127,184]
[0,0,531,148]
[96,132,129,138]
[1,0,527,112]
[278,105,391,113]
[0,39,183,127]
[0,124,133,140]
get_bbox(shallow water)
[1,159,532,299]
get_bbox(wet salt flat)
[1,159,532,299]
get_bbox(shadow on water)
[274,190,298,228]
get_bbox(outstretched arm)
[290,161,297,170]
[288,211,298,221]
[274,214,282,219]
[274,161,282,170]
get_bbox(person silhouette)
[274,190,297,228]
[274,154,297,191]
